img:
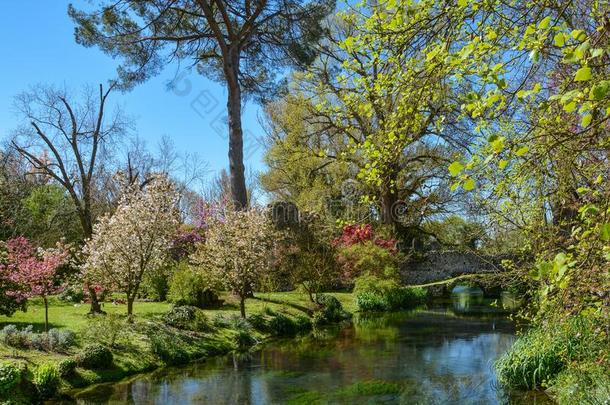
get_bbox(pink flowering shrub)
[0,237,67,331]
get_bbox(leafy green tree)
[423,215,486,251]
[439,0,609,312]
[261,94,353,214]
[264,8,474,249]
[22,185,83,246]
[69,0,335,209]
[0,149,39,240]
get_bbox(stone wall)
[401,251,503,285]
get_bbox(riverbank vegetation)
[0,292,354,403]
[1,0,608,403]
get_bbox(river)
[64,288,552,404]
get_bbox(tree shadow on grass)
[0,320,66,332]
[252,296,313,315]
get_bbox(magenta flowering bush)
[170,228,204,261]
[332,224,398,253]
[332,224,401,285]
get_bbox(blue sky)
[0,1,267,180]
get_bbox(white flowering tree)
[193,209,275,318]
[83,173,180,315]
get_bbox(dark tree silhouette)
[11,83,127,314]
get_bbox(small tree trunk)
[224,47,248,210]
[127,296,134,317]
[306,287,315,303]
[239,295,246,318]
[43,296,49,333]
[88,287,104,314]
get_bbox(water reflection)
[65,296,549,405]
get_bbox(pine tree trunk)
[224,47,248,210]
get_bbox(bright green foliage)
[266,312,311,337]
[336,241,402,283]
[33,363,60,399]
[0,362,20,395]
[261,95,353,215]
[552,363,610,405]
[22,185,82,245]
[167,263,221,309]
[265,6,470,232]
[423,215,485,250]
[496,328,565,389]
[496,315,608,391]
[354,275,426,312]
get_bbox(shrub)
[33,364,60,399]
[0,363,21,395]
[232,329,256,352]
[212,314,230,328]
[57,358,77,377]
[0,325,76,352]
[84,313,126,348]
[28,333,48,351]
[311,311,326,327]
[47,329,76,351]
[333,224,401,286]
[294,315,312,332]
[315,294,350,324]
[356,292,388,311]
[267,313,298,336]
[336,241,402,285]
[163,305,210,332]
[0,325,31,349]
[246,314,268,332]
[353,275,399,296]
[75,344,113,369]
[385,287,427,309]
[148,333,189,365]
[167,264,221,308]
[354,275,426,312]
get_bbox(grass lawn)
[0,291,356,333]
[0,290,356,401]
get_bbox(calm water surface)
[67,291,551,404]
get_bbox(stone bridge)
[400,251,506,287]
